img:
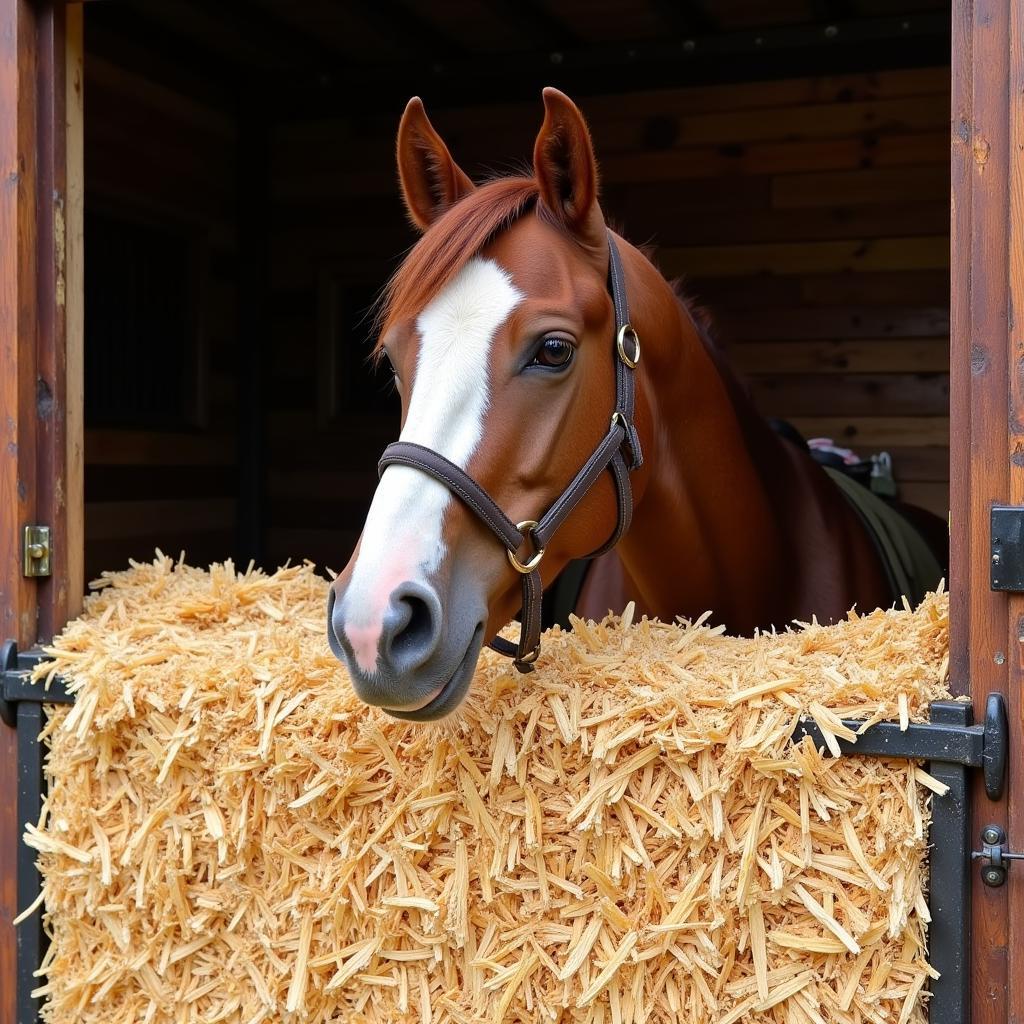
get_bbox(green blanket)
[823,466,943,608]
[548,468,943,628]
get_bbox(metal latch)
[991,505,1024,590]
[22,525,51,578]
[972,825,1024,887]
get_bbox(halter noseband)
[377,232,643,672]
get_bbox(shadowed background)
[79,0,950,581]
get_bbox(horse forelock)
[376,177,541,353]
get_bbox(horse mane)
[670,279,716,343]
[376,177,541,350]
[377,178,719,368]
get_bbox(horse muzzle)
[327,574,487,721]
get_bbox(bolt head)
[984,867,1004,886]
[983,825,1003,845]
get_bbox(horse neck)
[615,266,890,632]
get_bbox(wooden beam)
[786,415,949,448]
[646,0,717,36]
[269,13,950,117]
[950,1,1010,1021]
[147,0,346,73]
[65,1,83,618]
[84,429,234,467]
[340,0,467,61]
[0,0,39,651]
[1007,1,1024,1019]
[478,0,581,50]
[747,372,949,417]
[660,235,949,278]
[33,1,70,643]
[0,3,75,1018]
[0,7,37,1017]
[86,499,236,541]
[809,0,859,21]
[732,339,949,374]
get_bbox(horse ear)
[533,88,605,249]
[396,97,475,231]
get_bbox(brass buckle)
[507,520,545,574]
[611,411,640,469]
[517,646,540,666]
[616,323,640,368]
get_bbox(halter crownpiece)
[377,231,643,672]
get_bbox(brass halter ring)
[507,520,545,574]
[616,323,640,368]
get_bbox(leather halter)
[378,232,643,672]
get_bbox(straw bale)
[26,553,952,1024]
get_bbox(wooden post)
[65,3,84,623]
[950,1,1024,1021]
[0,3,79,1022]
[0,5,42,1021]
[1006,5,1024,1024]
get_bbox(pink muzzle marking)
[343,558,415,675]
[346,620,385,676]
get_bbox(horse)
[326,88,945,721]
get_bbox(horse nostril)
[384,583,442,671]
[395,595,431,651]
[326,582,347,661]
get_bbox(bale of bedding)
[24,553,951,1024]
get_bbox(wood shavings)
[26,553,951,1023]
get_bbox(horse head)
[327,89,654,719]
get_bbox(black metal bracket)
[1,641,73,1024]
[794,696,1008,1024]
[0,639,73,727]
[793,693,1008,800]
[990,504,1024,590]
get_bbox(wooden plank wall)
[82,57,239,583]
[265,65,950,572]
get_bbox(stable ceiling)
[85,0,950,113]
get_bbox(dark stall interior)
[80,0,951,584]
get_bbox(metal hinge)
[22,524,51,578]
[0,639,72,727]
[972,825,1024,887]
[794,692,1008,800]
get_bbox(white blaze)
[341,258,523,673]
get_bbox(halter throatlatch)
[377,232,643,672]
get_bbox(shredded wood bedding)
[25,553,952,1024]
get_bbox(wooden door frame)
[0,2,1017,1023]
[951,1,1024,1022]
[0,2,82,1023]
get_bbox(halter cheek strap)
[377,232,643,672]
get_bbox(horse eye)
[382,351,398,379]
[532,337,574,369]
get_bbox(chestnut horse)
[327,88,943,720]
